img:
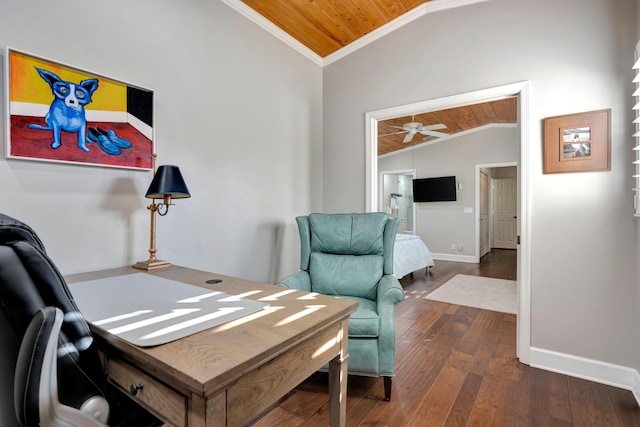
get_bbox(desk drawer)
[107,358,187,427]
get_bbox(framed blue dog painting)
[4,47,154,170]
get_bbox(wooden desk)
[66,266,357,427]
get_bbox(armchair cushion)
[339,296,379,337]
[309,252,382,299]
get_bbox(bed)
[393,233,435,279]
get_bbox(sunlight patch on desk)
[259,289,297,301]
[210,306,285,332]
[108,308,200,335]
[92,310,153,326]
[297,292,319,300]
[228,290,263,299]
[276,305,326,326]
[178,291,222,303]
[313,326,343,359]
[312,336,338,359]
[140,307,245,340]
[68,273,270,347]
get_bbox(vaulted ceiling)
[235,0,516,156]
[240,0,434,58]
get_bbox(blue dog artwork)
[28,68,99,153]
[27,68,133,156]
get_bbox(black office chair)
[14,306,109,426]
[0,213,109,427]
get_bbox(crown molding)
[223,0,490,67]
[323,0,489,66]
[221,0,324,66]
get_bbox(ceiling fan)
[382,116,448,143]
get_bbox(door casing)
[365,81,531,363]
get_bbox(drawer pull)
[129,383,144,396]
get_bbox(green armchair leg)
[384,376,392,401]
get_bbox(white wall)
[0,0,322,283]
[323,0,638,375]
[379,125,517,259]
[0,2,322,423]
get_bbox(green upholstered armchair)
[275,213,405,400]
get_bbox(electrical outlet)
[457,245,463,251]
[451,243,456,250]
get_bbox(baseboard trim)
[530,347,640,405]
[431,253,476,263]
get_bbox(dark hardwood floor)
[253,249,640,426]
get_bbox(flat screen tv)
[412,176,457,202]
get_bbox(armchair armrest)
[275,271,312,292]
[376,274,404,377]
[377,274,404,305]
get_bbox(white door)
[493,178,517,249]
[479,171,491,257]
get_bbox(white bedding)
[393,233,435,279]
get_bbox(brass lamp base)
[132,259,172,270]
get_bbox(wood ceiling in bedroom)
[377,97,518,156]
[240,0,433,57]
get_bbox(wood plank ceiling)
[241,0,431,57]
[238,1,517,156]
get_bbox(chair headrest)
[308,212,388,255]
[0,213,46,252]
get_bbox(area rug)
[424,274,517,314]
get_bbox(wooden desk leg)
[328,320,349,427]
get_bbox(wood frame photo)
[543,109,611,174]
[4,47,154,170]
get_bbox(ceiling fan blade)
[389,125,408,130]
[419,130,449,138]
[403,131,416,143]
[420,123,447,131]
[380,131,408,137]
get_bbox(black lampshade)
[145,165,191,199]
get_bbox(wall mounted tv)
[412,176,457,202]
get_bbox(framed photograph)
[4,47,154,170]
[543,109,610,174]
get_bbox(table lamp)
[133,155,191,270]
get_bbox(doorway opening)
[379,169,416,234]
[476,163,517,263]
[365,81,531,363]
